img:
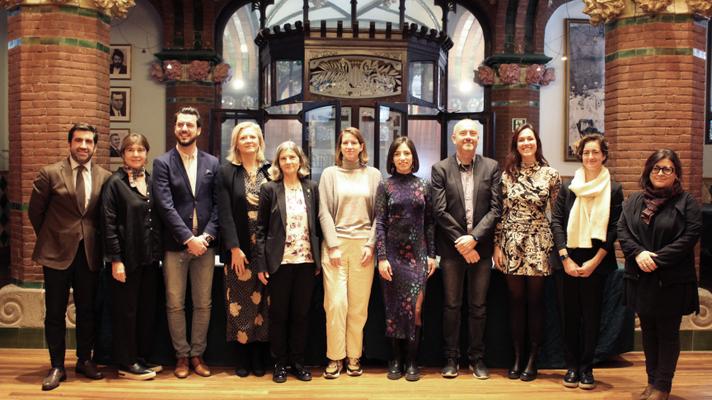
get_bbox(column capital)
[1,0,135,19]
[583,0,711,25]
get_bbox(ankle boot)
[387,338,404,380]
[508,340,522,379]
[405,329,421,382]
[234,343,250,377]
[251,342,266,377]
[520,343,539,382]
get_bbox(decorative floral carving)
[541,67,556,86]
[163,60,183,81]
[476,65,495,86]
[582,0,626,25]
[687,0,712,17]
[634,0,672,13]
[498,63,520,85]
[149,61,164,82]
[212,63,232,83]
[94,0,136,19]
[525,64,544,85]
[188,60,210,81]
[309,56,402,98]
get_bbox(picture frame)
[512,118,527,133]
[109,128,129,159]
[109,87,131,122]
[564,19,605,160]
[109,44,132,80]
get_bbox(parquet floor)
[1,350,711,399]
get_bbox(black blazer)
[254,179,321,275]
[550,178,624,274]
[617,191,702,287]
[216,162,271,263]
[101,169,162,272]
[431,154,501,260]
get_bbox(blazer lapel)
[60,158,84,214]
[277,182,287,229]
[195,151,204,197]
[448,155,466,211]
[171,149,194,198]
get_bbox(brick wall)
[491,85,541,163]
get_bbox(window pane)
[220,118,258,162]
[305,106,337,181]
[359,107,376,169]
[408,119,441,180]
[379,106,404,176]
[276,60,303,101]
[264,119,302,161]
[447,9,484,112]
[222,4,259,110]
[409,62,434,103]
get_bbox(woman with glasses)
[617,149,701,400]
[550,134,623,390]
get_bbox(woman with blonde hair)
[319,127,382,378]
[216,121,270,377]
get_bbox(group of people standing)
[29,108,701,400]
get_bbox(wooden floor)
[1,350,711,400]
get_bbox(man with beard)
[153,107,219,379]
[29,123,111,391]
[110,49,127,75]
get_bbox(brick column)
[600,9,707,199]
[5,1,132,284]
[491,84,541,162]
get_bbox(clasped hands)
[186,234,211,256]
[635,250,658,273]
[455,235,479,264]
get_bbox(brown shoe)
[174,357,190,379]
[639,384,654,400]
[190,356,211,377]
[647,389,670,400]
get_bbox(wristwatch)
[559,253,569,261]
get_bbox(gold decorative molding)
[585,0,711,23]
[1,0,135,19]
[687,0,712,17]
[634,0,673,13]
[582,0,627,25]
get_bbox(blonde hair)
[268,141,310,181]
[335,127,369,166]
[226,122,266,165]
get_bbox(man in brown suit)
[29,123,111,391]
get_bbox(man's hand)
[186,236,208,256]
[455,235,476,254]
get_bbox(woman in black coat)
[254,141,320,384]
[102,133,162,380]
[216,122,271,377]
[617,149,702,400]
[551,134,623,390]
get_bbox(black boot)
[387,338,404,380]
[234,343,250,377]
[520,343,539,382]
[252,342,266,377]
[508,340,522,379]
[405,329,421,382]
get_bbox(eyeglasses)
[651,166,675,176]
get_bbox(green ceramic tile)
[0,328,76,348]
[692,331,712,350]
[679,330,693,351]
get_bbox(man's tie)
[76,165,86,214]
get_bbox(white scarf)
[566,166,611,248]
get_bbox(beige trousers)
[321,238,375,361]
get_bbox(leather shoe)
[174,357,190,379]
[75,359,104,380]
[190,356,211,377]
[639,384,654,400]
[273,363,288,383]
[578,370,595,390]
[387,359,403,380]
[647,389,670,400]
[562,369,579,388]
[469,359,489,380]
[405,361,420,382]
[291,363,312,381]
[440,358,458,378]
[118,363,156,380]
[520,367,538,382]
[41,367,66,391]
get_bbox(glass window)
[222,4,260,110]
[407,119,441,180]
[220,118,259,162]
[447,8,484,112]
[409,62,434,103]
[305,106,337,181]
[276,60,303,101]
[378,106,404,176]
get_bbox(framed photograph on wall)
[564,19,605,160]
[109,44,131,80]
[109,87,131,122]
[109,128,129,159]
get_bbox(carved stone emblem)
[687,0,712,17]
[634,0,673,13]
[309,56,402,98]
[582,0,626,25]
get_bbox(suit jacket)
[153,148,220,251]
[431,154,501,260]
[254,179,321,275]
[28,158,111,270]
[550,178,624,274]
[216,161,271,262]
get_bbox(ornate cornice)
[582,0,626,25]
[585,0,712,24]
[687,0,712,17]
[1,0,135,19]
[634,0,673,13]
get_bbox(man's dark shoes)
[41,367,66,391]
[272,363,288,383]
[469,359,489,380]
[387,359,403,380]
[75,359,104,380]
[578,370,596,390]
[118,363,156,380]
[291,363,312,381]
[441,358,459,378]
[562,369,579,388]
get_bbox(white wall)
[705,132,712,178]
[110,0,165,168]
[541,1,588,178]
[0,10,8,171]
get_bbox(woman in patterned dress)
[375,137,436,382]
[216,122,270,377]
[493,123,561,382]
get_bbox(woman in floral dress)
[375,137,436,382]
[493,123,561,382]
[216,122,270,377]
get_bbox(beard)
[177,136,197,147]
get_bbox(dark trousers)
[268,263,316,364]
[441,255,491,361]
[111,262,159,367]
[555,269,604,373]
[639,313,683,393]
[43,242,98,368]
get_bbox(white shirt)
[69,157,92,210]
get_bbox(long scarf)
[123,165,147,196]
[566,166,611,248]
[641,184,682,224]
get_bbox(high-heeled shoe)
[519,343,539,382]
[508,341,522,380]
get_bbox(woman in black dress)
[617,149,702,400]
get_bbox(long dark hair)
[386,136,420,175]
[502,123,548,179]
[640,149,683,192]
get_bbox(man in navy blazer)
[153,106,219,379]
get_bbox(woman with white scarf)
[551,133,623,391]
